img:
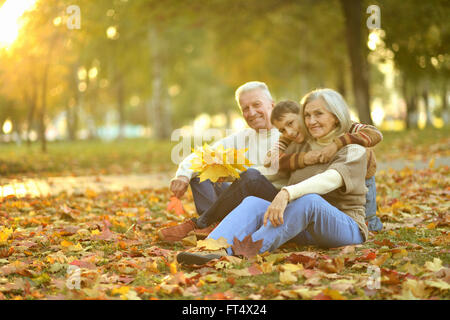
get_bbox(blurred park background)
[0,0,449,177]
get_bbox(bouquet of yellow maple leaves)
[190,144,253,183]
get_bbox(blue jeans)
[189,176,231,216]
[192,169,279,228]
[191,168,382,232]
[208,194,364,254]
[365,176,383,231]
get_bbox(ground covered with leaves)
[0,163,448,300]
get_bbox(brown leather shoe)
[158,220,218,242]
[158,220,197,242]
[190,223,218,239]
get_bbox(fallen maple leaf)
[280,271,297,284]
[320,288,347,300]
[231,235,263,258]
[286,253,316,269]
[0,227,13,245]
[166,196,185,216]
[318,257,345,273]
[425,258,443,272]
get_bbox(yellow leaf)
[182,235,197,247]
[85,189,98,198]
[391,248,408,259]
[60,240,73,247]
[292,288,322,299]
[281,263,304,273]
[402,279,430,299]
[111,286,130,296]
[169,262,178,274]
[323,288,347,300]
[428,158,435,169]
[190,144,253,183]
[69,243,83,251]
[425,222,436,230]
[424,258,443,272]
[204,274,223,283]
[0,227,13,245]
[196,237,231,250]
[279,271,297,284]
[91,229,101,235]
[424,280,450,291]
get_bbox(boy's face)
[273,112,304,143]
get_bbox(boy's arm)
[334,122,383,149]
[264,135,292,167]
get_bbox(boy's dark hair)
[270,100,300,124]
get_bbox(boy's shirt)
[265,122,383,178]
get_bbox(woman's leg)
[251,194,364,252]
[207,196,271,255]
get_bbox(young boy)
[265,100,383,231]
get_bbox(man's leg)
[189,177,230,216]
[365,176,383,231]
[160,169,276,242]
[195,168,279,228]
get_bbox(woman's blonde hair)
[299,88,352,138]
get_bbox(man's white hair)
[299,88,352,138]
[235,81,273,108]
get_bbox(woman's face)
[304,97,338,139]
[272,112,305,143]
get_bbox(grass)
[0,138,176,178]
[1,127,449,178]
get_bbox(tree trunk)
[401,78,418,129]
[116,76,125,140]
[39,35,58,152]
[442,80,448,126]
[148,28,171,140]
[340,0,373,124]
[422,89,433,128]
[67,63,80,141]
[24,82,37,147]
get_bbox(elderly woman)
[178,89,369,265]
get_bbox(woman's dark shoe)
[177,250,227,265]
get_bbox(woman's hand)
[319,142,338,163]
[264,189,290,227]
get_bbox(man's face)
[238,89,274,130]
[272,112,305,143]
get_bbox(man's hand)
[169,176,190,198]
[319,142,338,163]
[304,150,321,166]
[263,189,289,227]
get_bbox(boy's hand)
[304,150,321,165]
[319,142,338,163]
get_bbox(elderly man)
[159,81,285,242]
